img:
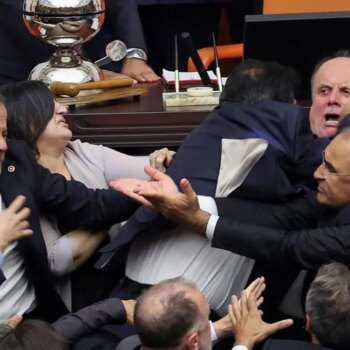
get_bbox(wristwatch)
[126,48,148,61]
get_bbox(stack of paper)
[162,69,218,85]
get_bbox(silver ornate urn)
[23,0,106,84]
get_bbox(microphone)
[181,32,211,86]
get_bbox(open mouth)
[325,113,340,121]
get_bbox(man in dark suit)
[111,125,350,271]
[97,59,324,254]
[0,97,139,323]
[96,60,325,315]
[0,0,159,85]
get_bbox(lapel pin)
[7,165,15,173]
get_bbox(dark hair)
[310,49,350,88]
[0,80,55,155]
[135,278,201,349]
[220,59,300,104]
[306,263,350,350]
[0,319,67,350]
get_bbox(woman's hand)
[149,148,176,173]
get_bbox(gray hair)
[305,263,350,350]
[135,277,202,350]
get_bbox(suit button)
[7,165,15,172]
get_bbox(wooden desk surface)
[65,82,215,151]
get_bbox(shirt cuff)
[210,321,218,343]
[48,237,75,276]
[197,196,219,241]
[0,251,3,267]
[232,346,249,350]
[206,215,219,241]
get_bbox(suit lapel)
[0,156,48,265]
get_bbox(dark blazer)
[0,140,138,321]
[115,335,141,350]
[263,339,332,350]
[53,298,127,345]
[0,0,147,84]
[211,192,350,270]
[97,100,326,269]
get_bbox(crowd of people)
[0,1,350,350]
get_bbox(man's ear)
[305,314,311,333]
[187,332,200,350]
[306,313,320,345]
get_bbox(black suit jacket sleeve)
[105,0,147,51]
[214,193,323,230]
[211,195,350,270]
[52,298,126,343]
[212,217,350,270]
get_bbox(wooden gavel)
[50,77,134,97]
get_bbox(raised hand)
[213,277,266,341]
[240,277,266,310]
[229,290,293,350]
[0,195,33,252]
[149,147,176,173]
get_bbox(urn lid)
[23,0,105,16]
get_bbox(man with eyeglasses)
[112,127,350,271]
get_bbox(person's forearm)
[187,209,211,236]
[213,317,232,340]
[53,298,126,343]
[67,229,108,268]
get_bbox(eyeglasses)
[322,150,350,177]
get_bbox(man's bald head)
[310,50,350,138]
[135,278,211,350]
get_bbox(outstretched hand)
[139,174,210,233]
[229,288,293,350]
[111,166,210,233]
[110,166,179,208]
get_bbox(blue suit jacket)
[0,0,147,84]
[0,140,138,321]
[96,100,327,269]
